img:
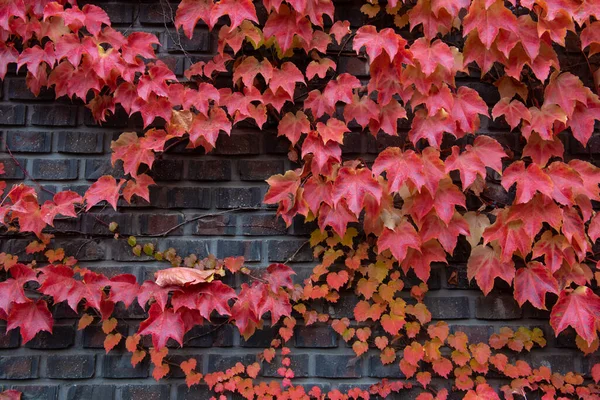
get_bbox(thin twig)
[284,239,309,265]
[147,207,263,237]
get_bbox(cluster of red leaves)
[303,230,600,399]
[0,243,294,380]
[0,0,600,398]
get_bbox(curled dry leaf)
[154,267,217,287]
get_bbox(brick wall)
[0,1,598,399]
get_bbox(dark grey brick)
[423,297,471,319]
[184,324,235,348]
[294,326,338,348]
[57,132,104,153]
[368,354,403,378]
[0,104,26,125]
[313,355,362,378]
[164,187,211,208]
[214,130,260,155]
[103,355,149,379]
[216,240,261,261]
[31,159,78,180]
[194,214,236,236]
[5,131,51,152]
[119,384,170,400]
[176,385,214,400]
[476,295,522,320]
[0,157,26,179]
[25,325,75,349]
[239,214,287,235]
[31,105,77,126]
[215,187,262,209]
[67,385,115,400]
[0,356,39,379]
[137,213,184,236]
[9,385,58,400]
[238,159,284,181]
[151,159,183,181]
[267,240,313,262]
[46,355,95,379]
[85,159,126,180]
[188,159,232,181]
[167,30,212,53]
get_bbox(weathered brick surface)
[0,1,594,397]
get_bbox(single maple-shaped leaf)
[411,38,454,76]
[233,56,273,87]
[122,174,156,203]
[0,43,18,80]
[138,303,185,349]
[492,98,531,130]
[344,94,379,130]
[189,107,232,150]
[315,118,349,144]
[332,165,382,216]
[317,200,358,238]
[111,132,155,177]
[445,146,485,189]
[265,263,295,293]
[593,363,600,384]
[7,300,53,344]
[544,72,589,118]
[137,281,173,311]
[121,32,159,64]
[370,98,407,136]
[522,132,564,167]
[377,219,421,262]
[258,287,292,325]
[277,111,310,146]
[0,264,37,313]
[107,274,139,308]
[401,239,447,282]
[521,104,567,141]
[172,281,237,320]
[463,0,517,49]
[568,96,600,147]
[175,0,212,37]
[532,231,576,273]
[467,245,515,295]
[231,282,263,339]
[514,261,559,310]
[303,175,334,213]
[451,86,488,134]
[306,57,336,80]
[270,62,305,98]
[483,210,533,260]
[506,193,562,240]
[502,161,553,204]
[409,109,456,148]
[419,212,470,253]
[304,89,335,118]
[352,26,406,61]
[264,169,302,214]
[84,176,124,211]
[263,5,312,53]
[550,286,600,346]
[210,0,258,30]
[301,131,341,175]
